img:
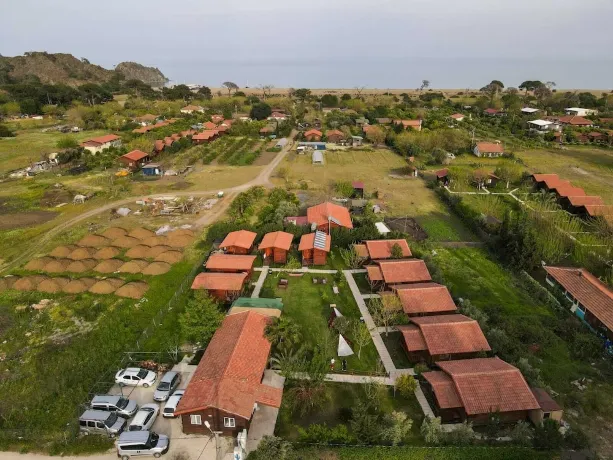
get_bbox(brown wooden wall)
[313,249,328,265]
[226,246,250,255]
[273,248,287,263]
[181,408,250,437]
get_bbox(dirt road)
[0,132,294,274]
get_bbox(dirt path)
[0,132,295,274]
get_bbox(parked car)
[117,430,169,459]
[153,371,181,402]
[79,410,126,437]
[90,395,138,418]
[128,404,159,432]
[162,389,185,418]
[115,368,157,388]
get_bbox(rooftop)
[205,254,256,272]
[393,282,457,315]
[369,259,431,285]
[191,272,248,291]
[259,231,294,251]
[121,150,149,162]
[307,201,353,229]
[298,231,331,252]
[220,230,257,250]
[476,142,504,153]
[364,239,411,259]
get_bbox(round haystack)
[37,278,62,293]
[118,260,148,274]
[50,245,77,258]
[112,236,140,248]
[142,236,168,247]
[166,234,193,248]
[125,245,152,259]
[44,259,70,273]
[68,247,95,261]
[89,278,125,294]
[128,227,155,240]
[155,250,183,264]
[63,278,96,294]
[52,277,70,287]
[142,262,171,275]
[115,282,149,299]
[147,245,172,257]
[66,259,97,273]
[77,234,110,248]
[2,276,18,289]
[13,276,46,291]
[94,259,124,273]
[93,246,121,260]
[25,257,53,271]
[101,227,127,239]
[168,229,194,238]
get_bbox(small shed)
[351,136,363,147]
[119,150,150,170]
[375,222,391,235]
[312,150,324,165]
[220,230,257,255]
[259,231,294,264]
[529,388,563,425]
[299,231,331,266]
[352,181,365,198]
[142,163,163,176]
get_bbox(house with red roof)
[191,272,248,301]
[154,140,165,153]
[484,108,505,117]
[174,311,283,435]
[203,121,217,130]
[544,266,613,340]
[450,113,465,122]
[205,254,256,275]
[306,201,353,232]
[211,114,224,124]
[326,129,345,144]
[353,239,412,262]
[192,130,218,145]
[558,115,593,127]
[299,231,331,266]
[259,231,294,263]
[422,357,540,424]
[392,282,457,317]
[304,129,323,141]
[80,134,122,154]
[220,230,257,255]
[397,314,490,364]
[268,112,287,121]
[118,150,150,169]
[473,142,504,158]
[531,173,562,191]
[366,259,431,288]
[393,119,422,131]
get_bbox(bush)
[533,419,563,450]
[297,423,356,445]
[0,124,15,137]
[395,374,417,397]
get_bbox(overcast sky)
[3,0,613,88]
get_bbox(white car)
[115,368,157,388]
[162,390,185,418]
[128,404,159,432]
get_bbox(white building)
[80,134,122,155]
[565,107,598,117]
[527,119,561,132]
[473,142,504,158]
[180,105,205,114]
[521,107,540,115]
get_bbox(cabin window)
[224,417,236,428]
[577,303,586,313]
[190,414,202,425]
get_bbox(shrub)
[297,423,356,445]
[394,374,417,397]
[420,416,443,445]
[413,363,429,376]
[533,419,563,450]
[443,421,475,446]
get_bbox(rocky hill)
[0,52,168,87]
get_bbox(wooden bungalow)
[205,254,256,275]
[258,231,294,264]
[363,239,411,260]
[220,230,257,255]
[366,259,431,288]
[393,282,457,317]
[298,231,331,266]
[191,272,248,302]
[306,201,353,233]
[119,150,150,170]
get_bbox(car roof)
[92,395,122,404]
[119,431,151,443]
[160,371,178,382]
[124,367,145,374]
[164,391,184,408]
[80,410,113,421]
[131,406,155,425]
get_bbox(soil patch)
[142,262,171,275]
[169,181,193,190]
[0,211,57,230]
[89,278,124,294]
[37,278,62,293]
[253,150,278,166]
[128,227,155,240]
[142,236,168,247]
[93,246,121,260]
[384,216,428,241]
[44,258,70,273]
[50,245,77,258]
[167,229,194,238]
[115,281,149,299]
[112,236,140,248]
[68,247,95,260]
[147,245,172,257]
[118,260,148,274]
[40,187,72,207]
[166,234,193,248]
[94,259,123,273]
[125,245,152,259]
[101,227,127,239]
[155,250,183,264]
[25,257,53,271]
[78,234,110,247]
[63,278,96,294]
[66,259,97,273]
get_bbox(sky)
[2,0,613,88]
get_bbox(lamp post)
[204,420,221,460]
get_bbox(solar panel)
[314,231,328,250]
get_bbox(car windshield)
[149,432,159,446]
[117,397,129,409]
[157,382,170,390]
[104,413,118,427]
[137,369,148,379]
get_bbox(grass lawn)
[381,331,412,370]
[276,382,423,444]
[261,272,382,373]
[352,272,372,294]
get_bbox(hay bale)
[77,234,110,247]
[37,278,61,293]
[2,276,18,289]
[93,246,121,260]
[68,247,95,260]
[49,245,77,258]
[94,259,124,273]
[115,281,149,299]
[166,234,193,248]
[142,236,168,247]
[142,262,171,275]
[13,276,45,291]
[25,257,53,271]
[128,228,155,240]
[112,236,140,248]
[118,260,148,274]
[147,245,173,257]
[155,251,183,264]
[168,229,194,238]
[101,227,127,239]
[89,278,125,294]
[63,278,96,294]
[66,259,97,273]
[125,245,152,259]
[52,277,70,287]
[44,259,70,273]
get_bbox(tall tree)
[420,80,430,91]
[366,125,385,146]
[179,292,224,345]
[352,320,372,359]
[222,81,239,96]
[250,102,272,120]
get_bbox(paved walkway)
[375,326,398,333]
[251,266,269,298]
[254,267,338,274]
[362,293,380,299]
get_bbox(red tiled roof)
[422,371,463,409]
[121,150,149,162]
[544,266,613,332]
[259,231,293,251]
[154,140,165,152]
[82,134,120,146]
[484,108,501,114]
[298,232,331,252]
[435,358,540,415]
[366,265,383,281]
[352,181,364,189]
[220,230,257,250]
[531,388,562,412]
[284,216,309,226]
[436,168,449,178]
[352,243,369,258]
[450,113,464,119]
[396,324,427,350]
[405,314,491,355]
[559,115,593,126]
[305,129,322,137]
[203,121,217,130]
[206,254,256,272]
[567,196,605,207]
[584,205,613,217]
[164,137,175,146]
[476,142,504,153]
[531,173,559,187]
[132,126,151,134]
[364,239,411,259]
[193,130,217,141]
[175,311,281,418]
[393,282,457,315]
[554,184,586,198]
[374,259,431,285]
[191,272,247,291]
[326,129,344,137]
[395,119,422,128]
[307,201,353,229]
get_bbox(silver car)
[117,430,169,459]
[128,404,159,432]
[162,389,185,418]
[153,371,181,402]
[79,410,126,437]
[91,395,138,418]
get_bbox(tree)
[265,317,302,349]
[372,295,402,336]
[332,316,352,336]
[380,411,413,446]
[390,243,404,259]
[259,84,274,98]
[533,418,563,450]
[1,101,21,116]
[472,169,489,190]
[250,102,272,121]
[248,436,297,460]
[341,93,352,101]
[222,81,239,96]
[352,320,371,359]
[420,416,442,444]
[366,125,385,146]
[350,402,380,444]
[287,347,330,416]
[510,421,533,447]
[353,86,366,98]
[56,136,79,149]
[420,80,430,91]
[494,162,522,189]
[519,80,544,94]
[394,374,417,397]
[197,86,212,99]
[320,94,338,107]
[0,124,15,138]
[179,293,224,345]
[481,81,504,105]
[444,421,475,446]
[340,246,365,269]
[293,88,311,102]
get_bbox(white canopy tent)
[338,334,354,357]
